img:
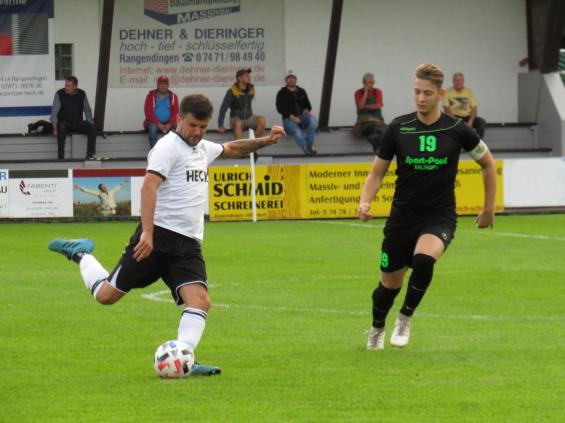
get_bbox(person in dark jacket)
[276,71,317,155]
[50,76,97,160]
[143,75,179,149]
[218,68,265,139]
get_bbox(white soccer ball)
[153,340,195,378]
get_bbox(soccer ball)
[153,340,195,378]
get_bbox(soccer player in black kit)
[359,64,497,350]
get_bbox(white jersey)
[146,131,223,242]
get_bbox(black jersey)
[377,112,480,213]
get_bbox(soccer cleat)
[367,326,386,350]
[48,238,94,260]
[390,314,412,347]
[190,362,221,376]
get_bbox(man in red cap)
[143,75,179,148]
[218,67,266,139]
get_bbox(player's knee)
[192,293,211,312]
[411,254,436,280]
[203,296,211,312]
[185,288,211,311]
[233,119,243,130]
[95,289,120,305]
[257,116,266,127]
[96,293,118,305]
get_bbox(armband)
[469,140,488,160]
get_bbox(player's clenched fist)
[267,125,285,144]
[358,202,373,221]
[475,210,494,229]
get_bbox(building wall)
[331,0,528,126]
[0,0,527,133]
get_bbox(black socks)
[372,283,401,328]
[400,254,436,317]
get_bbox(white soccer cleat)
[367,326,386,350]
[390,315,412,347]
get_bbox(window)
[55,44,73,80]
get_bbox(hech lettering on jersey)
[186,170,208,183]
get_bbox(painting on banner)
[73,177,131,217]
[0,0,55,118]
[0,169,8,217]
[73,169,145,217]
[110,0,284,87]
[9,169,72,218]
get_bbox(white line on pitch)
[307,220,384,229]
[309,220,565,241]
[461,230,565,242]
[140,290,564,321]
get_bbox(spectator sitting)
[218,67,266,139]
[143,75,179,149]
[276,71,317,156]
[353,73,387,152]
[443,72,486,138]
[74,180,129,217]
[51,76,97,160]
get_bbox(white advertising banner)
[130,176,143,217]
[110,0,285,87]
[0,169,8,217]
[0,0,55,118]
[9,169,73,218]
[504,158,565,207]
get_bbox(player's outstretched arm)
[221,126,285,158]
[134,173,163,262]
[474,149,496,228]
[77,186,100,196]
[359,156,391,221]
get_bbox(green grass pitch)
[1,215,564,422]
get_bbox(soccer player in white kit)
[49,94,285,375]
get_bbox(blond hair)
[414,64,444,89]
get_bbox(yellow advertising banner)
[209,161,504,221]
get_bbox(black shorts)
[380,207,456,273]
[108,224,207,305]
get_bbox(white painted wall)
[0,0,527,133]
[53,0,101,107]
[331,0,528,126]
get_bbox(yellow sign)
[209,161,504,221]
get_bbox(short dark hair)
[414,64,444,89]
[180,94,213,120]
[98,184,104,190]
[65,75,78,86]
